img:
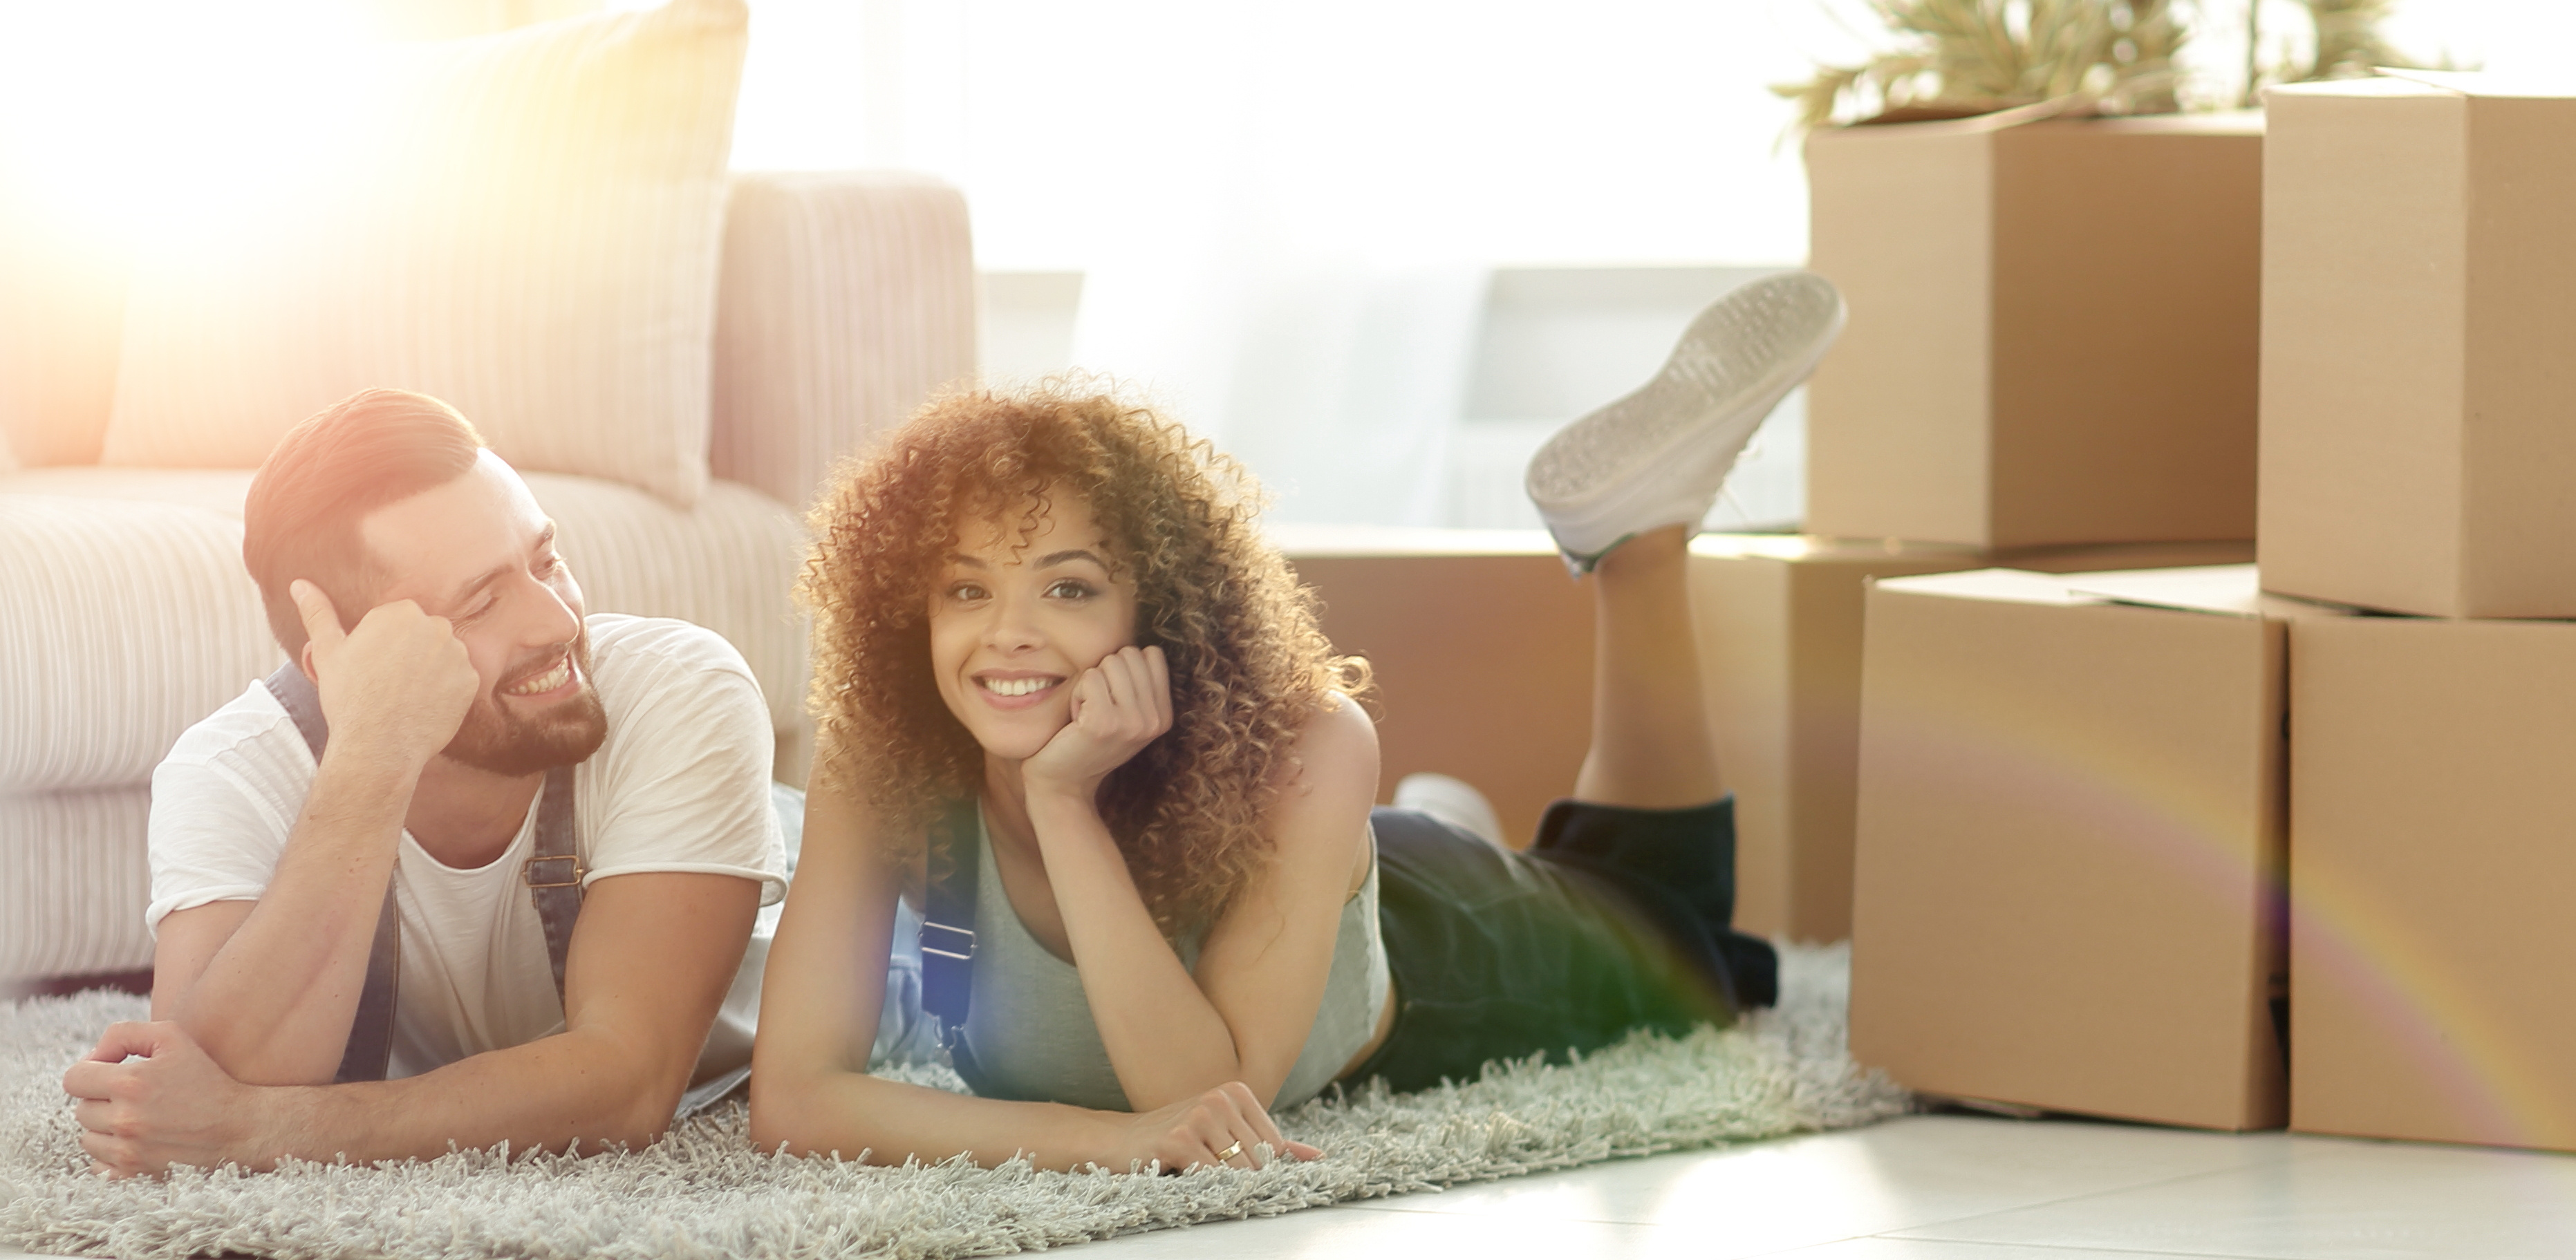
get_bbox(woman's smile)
[974,670,1065,707]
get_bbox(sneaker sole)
[1524,272,1847,546]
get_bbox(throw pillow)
[99,0,747,506]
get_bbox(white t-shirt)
[147,614,789,1083]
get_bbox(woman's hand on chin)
[1106,1081,1321,1173]
[1023,645,1174,800]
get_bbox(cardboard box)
[2289,615,2576,1149]
[2259,73,2576,618]
[1849,565,2338,1129]
[1281,526,2250,946]
[1804,109,2262,549]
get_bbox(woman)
[751,271,1845,1173]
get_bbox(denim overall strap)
[261,663,401,1084]
[522,764,583,1004]
[918,798,987,1087]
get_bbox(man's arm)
[68,870,756,1175]
[153,582,478,1085]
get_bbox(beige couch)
[0,169,976,990]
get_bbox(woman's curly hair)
[799,379,1372,937]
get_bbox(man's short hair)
[243,388,487,659]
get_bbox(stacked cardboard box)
[2259,73,2576,1151]
[2288,617,2576,1149]
[1805,104,2284,1126]
[2261,73,2576,620]
[1805,106,2263,549]
[1841,70,2576,1148]
[1850,566,2345,1129]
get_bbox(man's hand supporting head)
[289,579,481,780]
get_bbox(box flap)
[1872,567,2096,606]
[1825,93,2087,139]
[2380,68,2576,100]
[2063,565,2262,616]
[2064,565,2362,621]
[1879,563,2333,621]
[2265,76,2456,102]
[2270,69,2576,102]
[2033,110,2265,138]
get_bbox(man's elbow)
[602,1111,678,1155]
[579,1085,682,1156]
[613,1062,700,1152]
[746,1071,839,1156]
[559,1033,693,1154]
[746,1075,796,1152]
[745,1112,794,1155]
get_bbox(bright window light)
[0,1,382,247]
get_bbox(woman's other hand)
[1023,644,1173,798]
[1110,1080,1320,1172]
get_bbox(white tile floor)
[1058,1113,2576,1260]
[7,1112,2571,1259]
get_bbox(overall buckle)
[522,856,585,890]
[920,921,976,961]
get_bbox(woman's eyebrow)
[1036,549,1106,570]
[946,553,989,569]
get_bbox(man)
[61,388,905,1175]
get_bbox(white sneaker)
[1525,270,1846,573]
[1392,772,1508,849]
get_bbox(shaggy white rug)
[0,944,1907,1260]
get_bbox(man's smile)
[501,650,576,699]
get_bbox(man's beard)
[440,630,609,777]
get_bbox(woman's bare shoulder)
[1290,690,1379,778]
[1264,691,1380,865]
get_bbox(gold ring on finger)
[1214,1140,1243,1163]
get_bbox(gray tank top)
[958,805,1390,1111]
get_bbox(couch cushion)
[712,173,978,514]
[97,0,747,506]
[0,482,279,793]
[1,788,155,979]
[0,468,808,791]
